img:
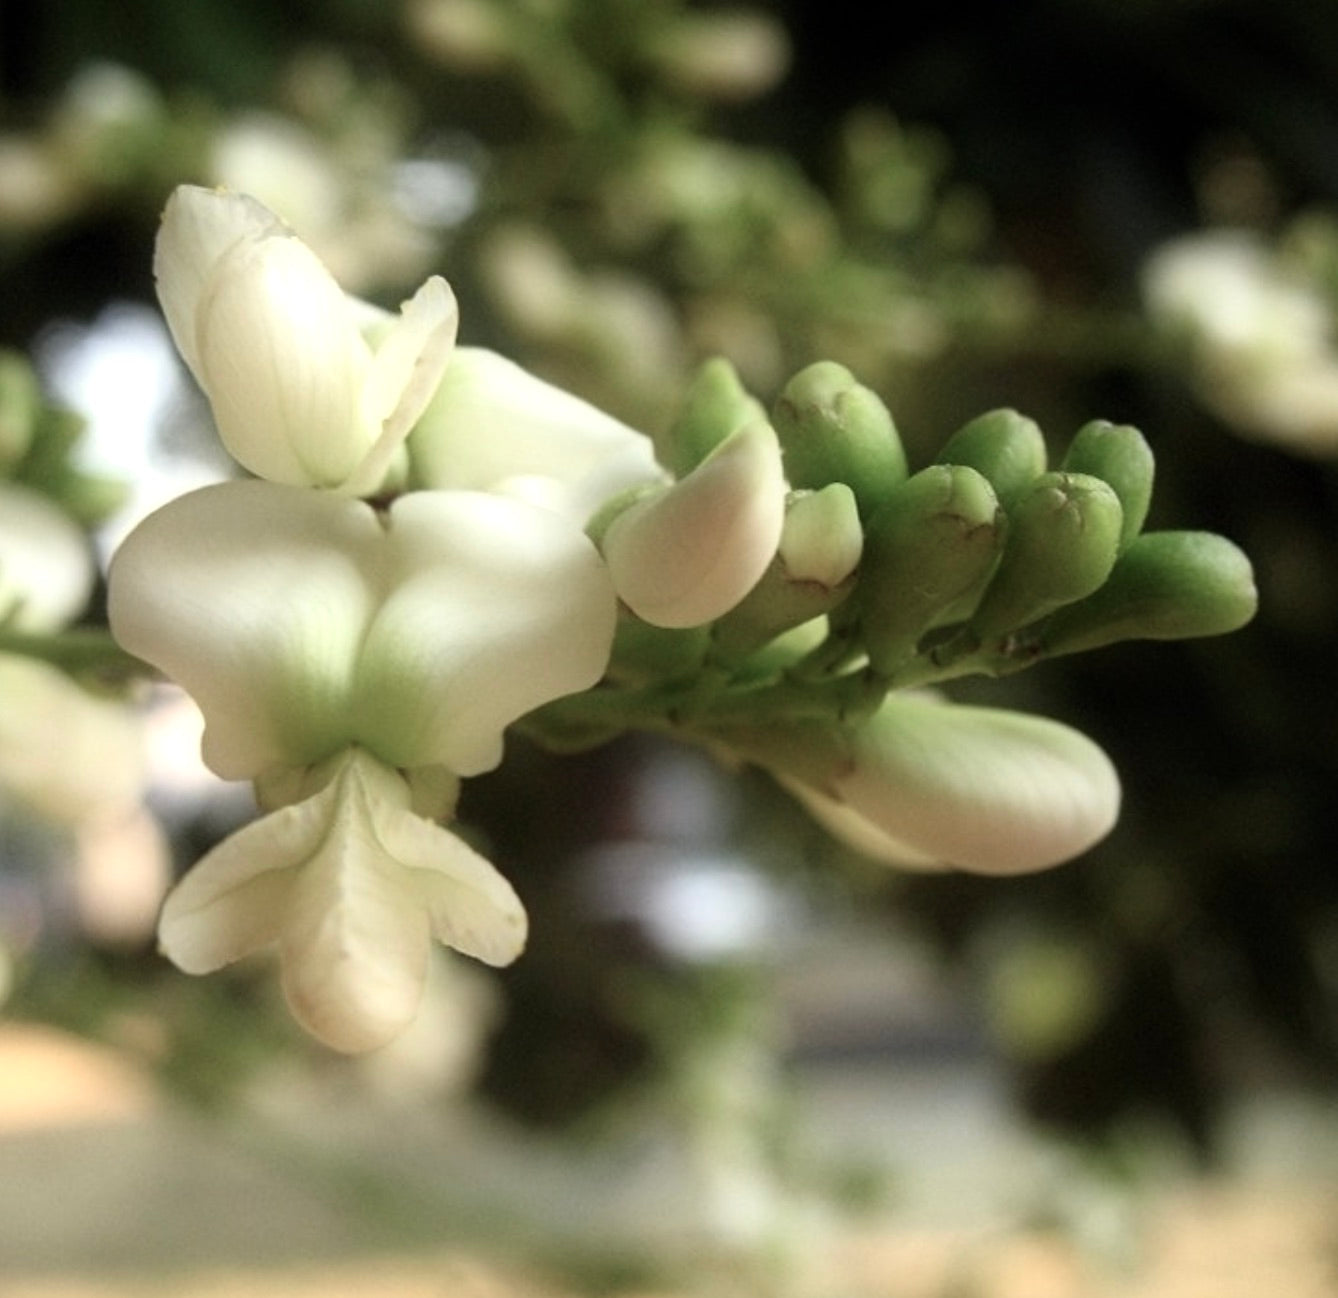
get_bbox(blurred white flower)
[1143,230,1338,455]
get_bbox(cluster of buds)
[109,184,1255,1054]
[532,361,1258,874]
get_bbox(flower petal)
[352,490,618,775]
[345,276,460,498]
[776,773,947,871]
[194,230,373,486]
[164,748,526,1053]
[601,420,786,627]
[157,797,311,974]
[835,695,1121,874]
[276,752,434,1052]
[153,185,285,381]
[372,783,527,967]
[107,481,379,780]
[408,347,663,519]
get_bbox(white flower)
[153,184,457,493]
[1143,231,1338,454]
[737,693,1120,874]
[108,478,616,1049]
[409,348,789,627]
[0,481,93,631]
[108,479,615,782]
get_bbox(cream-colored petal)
[277,753,432,1052]
[352,490,617,775]
[776,773,947,871]
[836,695,1121,875]
[601,420,786,627]
[345,276,459,498]
[408,347,662,516]
[153,184,285,380]
[107,481,379,780]
[194,232,372,486]
[157,796,311,973]
[380,812,527,967]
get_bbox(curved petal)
[352,490,617,775]
[277,753,433,1052]
[195,232,372,486]
[153,185,284,380]
[107,481,379,780]
[776,773,947,871]
[836,695,1121,874]
[345,276,459,498]
[408,347,662,517]
[601,421,786,628]
[157,792,308,973]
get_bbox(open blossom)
[109,480,616,1050]
[119,185,792,1050]
[154,184,457,494]
[725,693,1120,874]
[408,347,788,627]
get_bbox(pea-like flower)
[154,184,458,494]
[409,348,788,628]
[109,480,617,1050]
[727,693,1121,874]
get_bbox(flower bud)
[154,185,457,495]
[719,692,1121,874]
[600,421,785,628]
[772,361,906,516]
[969,471,1123,643]
[1037,530,1258,656]
[1061,420,1155,551]
[659,356,767,477]
[935,408,1047,506]
[856,465,1004,672]
[711,483,863,658]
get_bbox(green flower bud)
[659,356,767,477]
[0,350,39,471]
[935,408,1047,506]
[772,361,907,515]
[1037,530,1257,656]
[969,471,1124,643]
[1061,420,1154,551]
[712,483,863,659]
[856,464,1004,673]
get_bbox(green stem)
[0,627,149,680]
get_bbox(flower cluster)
[112,185,1256,1054]
[109,185,785,1051]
